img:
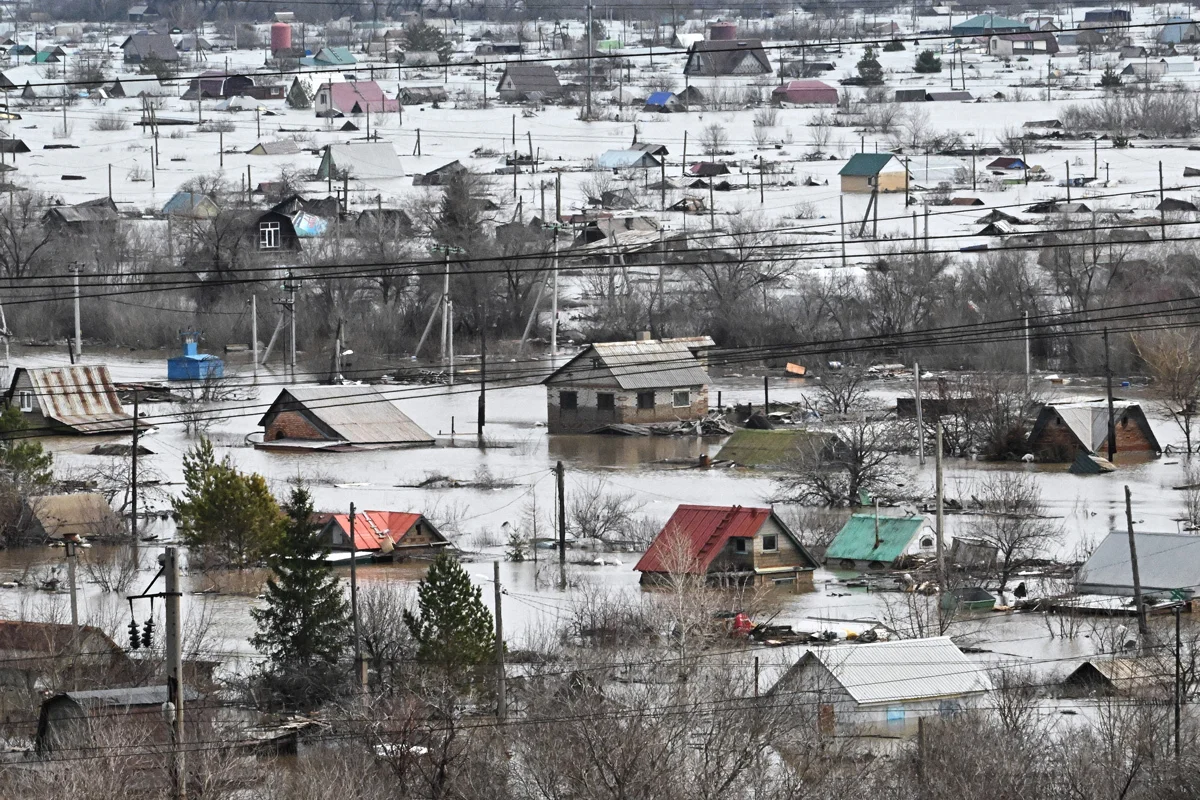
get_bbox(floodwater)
[0,349,1193,677]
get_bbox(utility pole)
[1125,486,1151,639]
[1023,310,1031,393]
[65,533,79,690]
[69,262,81,360]
[131,391,139,541]
[277,272,298,383]
[349,503,366,692]
[555,461,566,566]
[550,227,560,368]
[478,327,487,445]
[1104,328,1116,462]
[935,422,945,592]
[494,560,506,721]
[914,362,925,465]
[250,295,258,382]
[163,546,186,800]
[1176,602,1183,764]
[585,2,594,120]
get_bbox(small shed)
[987,156,1028,172]
[37,686,201,754]
[256,386,434,451]
[1026,401,1160,461]
[398,86,448,105]
[823,514,931,570]
[771,80,838,106]
[167,331,224,381]
[1157,197,1198,213]
[412,160,468,187]
[119,32,178,64]
[634,504,819,592]
[838,153,908,193]
[596,149,661,170]
[643,91,683,112]
[247,139,301,156]
[1062,658,1165,697]
[940,586,996,612]
[715,429,841,468]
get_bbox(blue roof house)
[596,149,662,170]
[167,332,224,381]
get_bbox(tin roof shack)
[838,153,909,193]
[167,331,224,381]
[23,493,122,541]
[119,32,178,65]
[496,63,562,102]
[4,366,136,434]
[542,337,714,434]
[634,504,819,592]
[1027,401,1160,462]
[1076,531,1200,599]
[683,40,772,76]
[36,685,203,755]
[42,198,120,232]
[823,514,932,571]
[257,386,434,451]
[316,510,449,559]
[0,620,132,707]
[771,80,838,106]
[1062,657,1167,698]
[715,429,842,468]
[768,637,992,738]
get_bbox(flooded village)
[0,0,1198,797]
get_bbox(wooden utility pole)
[131,391,139,541]
[478,328,486,445]
[1104,328,1116,462]
[556,461,566,565]
[494,560,506,721]
[349,503,366,692]
[914,362,925,465]
[251,295,258,382]
[164,546,186,800]
[1125,486,1151,639]
[935,422,945,588]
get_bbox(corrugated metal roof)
[635,504,774,574]
[28,493,119,538]
[329,510,424,550]
[823,514,924,563]
[259,386,434,445]
[57,685,202,707]
[545,338,712,390]
[322,143,405,179]
[839,153,899,177]
[796,637,991,706]
[21,366,135,433]
[1077,531,1200,596]
[596,149,659,169]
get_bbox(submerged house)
[315,510,450,558]
[823,514,932,571]
[542,336,714,434]
[0,620,132,706]
[37,685,202,754]
[23,493,122,540]
[683,40,772,76]
[4,366,135,435]
[838,153,909,193]
[715,429,842,468]
[1026,401,1160,462]
[771,80,838,106]
[256,386,434,451]
[314,81,398,115]
[167,332,224,381]
[634,504,819,592]
[495,63,562,101]
[769,637,992,737]
[317,143,405,181]
[1076,530,1200,599]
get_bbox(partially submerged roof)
[777,637,992,706]
[1077,531,1200,597]
[634,504,816,575]
[319,142,405,180]
[28,493,120,538]
[824,514,924,563]
[544,337,714,390]
[10,366,134,433]
[839,153,900,177]
[1030,400,1159,454]
[258,386,434,446]
[715,429,837,468]
[324,510,444,550]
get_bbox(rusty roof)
[634,504,812,574]
[326,510,433,550]
[14,366,135,433]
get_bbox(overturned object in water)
[1069,451,1116,474]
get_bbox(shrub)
[914,49,942,73]
[883,39,906,51]
[91,112,129,131]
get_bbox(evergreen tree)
[251,487,350,703]
[401,20,453,62]
[0,406,52,490]
[1100,64,1122,87]
[914,49,942,74]
[404,554,494,672]
[173,439,283,568]
[856,47,884,85]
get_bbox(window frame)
[559,390,578,411]
[637,391,655,410]
[597,392,616,411]
[672,389,691,408]
[761,534,778,552]
[734,538,747,554]
[17,391,33,412]
[259,220,281,250]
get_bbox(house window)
[761,534,777,552]
[673,389,691,408]
[590,357,603,370]
[260,221,281,250]
[920,536,934,549]
[734,538,747,554]
[637,391,655,410]
[886,707,906,726]
[17,391,32,412]
[560,391,578,410]
[597,393,615,411]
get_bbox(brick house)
[1026,400,1160,462]
[634,504,819,592]
[256,386,434,451]
[542,336,715,434]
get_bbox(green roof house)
[838,153,908,194]
[952,14,1029,36]
[716,429,842,468]
[824,514,931,570]
[303,46,356,67]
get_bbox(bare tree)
[1134,329,1200,453]
[700,122,729,158]
[567,477,646,545]
[813,369,870,416]
[774,417,902,507]
[965,472,1060,592]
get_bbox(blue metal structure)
[167,331,224,381]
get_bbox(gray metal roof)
[545,337,713,390]
[792,636,992,706]
[260,386,434,445]
[15,366,135,433]
[58,685,201,706]
[1077,531,1200,597]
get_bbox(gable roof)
[497,62,562,94]
[544,337,714,390]
[684,39,772,75]
[634,504,816,574]
[9,366,134,433]
[839,153,900,177]
[28,493,120,538]
[247,139,301,156]
[824,514,924,563]
[0,619,124,659]
[779,637,992,706]
[318,142,405,180]
[258,386,433,446]
[324,510,441,550]
[163,192,220,218]
[716,429,839,467]
[952,14,1028,32]
[312,46,356,65]
[119,31,178,61]
[318,80,398,113]
[1030,400,1159,454]
[1077,531,1200,597]
[596,149,660,169]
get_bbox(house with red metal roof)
[313,80,399,116]
[315,510,450,560]
[634,504,818,592]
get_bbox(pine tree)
[856,47,884,85]
[914,49,942,74]
[0,406,52,491]
[402,20,453,62]
[1100,64,1122,87]
[404,554,494,672]
[251,487,350,703]
[173,439,283,568]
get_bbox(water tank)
[708,21,737,40]
[271,22,292,54]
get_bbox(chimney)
[638,330,652,341]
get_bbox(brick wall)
[546,385,709,433]
[265,410,328,442]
